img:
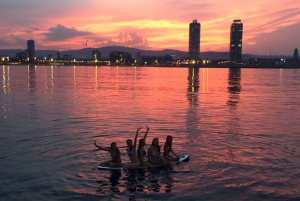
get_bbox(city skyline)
[0,0,300,56]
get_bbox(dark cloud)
[24,27,42,34]
[0,0,89,9]
[0,0,97,28]
[10,34,27,46]
[0,35,27,48]
[44,24,93,41]
[255,8,300,30]
[0,39,12,46]
[244,22,300,55]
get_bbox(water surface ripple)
[1,66,300,200]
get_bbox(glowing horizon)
[0,0,300,55]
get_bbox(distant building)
[188,19,201,60]
[62,54,69,61]
[293,48,299,59]
[109,51,131,64]
[229,19,243,62]
[141,55,170,66]
[57,51,60,60]
[47,54,52,60]
[27,40,35,62]
[135,51,142,64]
[0,55,10,62]
[163,54,172,62]
[92,50,101,61]
[15,51,27,60]
[141,56,156,65]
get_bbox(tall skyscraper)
[293,48,299,59]
[27,40,35,62]
[188,19,201,60]
[229,20,243,62]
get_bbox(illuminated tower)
[293,48,299,59]
[188,19,201,60]
[27,40,35,62]
[229,20,243,62]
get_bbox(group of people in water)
[94,126,179,171]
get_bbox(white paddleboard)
[97,154,189,170]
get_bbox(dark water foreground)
[1,66,300,200]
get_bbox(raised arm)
[134,127,142,148]
[143,125,150,143]
[94,141,110,152]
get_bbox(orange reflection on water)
[73,65,76,89]
[66,186,95,197]
[5,66,244,133]
[41,66,236,137]
[6,66,10,93]
[2,65,7,94]
[95,66,98,90]
[202,68,209,91]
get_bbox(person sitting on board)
[162,135,180,162]
[123,127,143,171]
[148,138,172,170]
[137,126,155,171]
[94,141,122,167]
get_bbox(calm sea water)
[1,65,300,201]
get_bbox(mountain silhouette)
[0,46,291,60]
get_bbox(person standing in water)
[162,135,180,161]
[94,141,122,167]
[123,127,142,171]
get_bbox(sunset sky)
[0,0,300,55]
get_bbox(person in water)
[94,141,122,167]
[123,127,143,171]
[148,138,172,170]
[162,135,180,161]
[137,126,154,171]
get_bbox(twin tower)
[188,19,243,62]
